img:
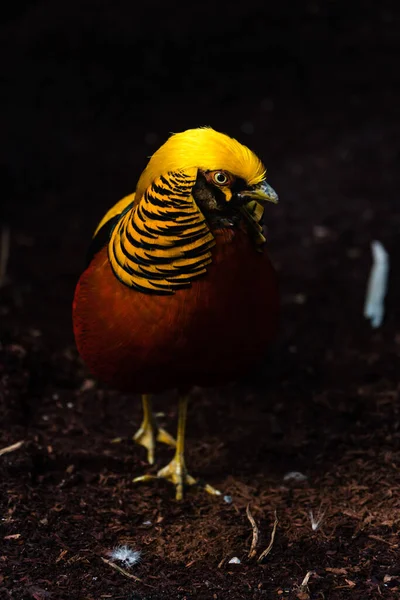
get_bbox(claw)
[156,427,177,448]
[133,423,156,465]
[133,455,221,501]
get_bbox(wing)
[86,193,135,266]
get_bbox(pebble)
[283,471,308,483]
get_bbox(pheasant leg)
[134,395,221,500]
[133,394,176,465]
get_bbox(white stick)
[364,241,389,328]
[0,440,24,457]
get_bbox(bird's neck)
[108,182,215,295]
[107,169,267,295]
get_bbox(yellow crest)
[135,127,266,201]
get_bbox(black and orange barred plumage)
[108,170,215,293]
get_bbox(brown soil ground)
[1,1,400,598]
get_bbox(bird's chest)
[73,228,279,390]
[114,229,273,340]
[174,229,278,346]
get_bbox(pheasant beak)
[239,181,279,204]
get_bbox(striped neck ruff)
[108,169,215,295]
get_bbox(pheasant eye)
[212,171,229,185]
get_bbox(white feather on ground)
[109,545,141,568]
[364,241,389,328]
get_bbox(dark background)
[2,0,399,345]
[1,1,400,598]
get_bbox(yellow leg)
[133,394,176,465]
[134,395,221,500]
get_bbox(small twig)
[368,534,398,547]
[300,570,315,589]
[101,557,142,582]
[246,503,259,559]
[0,440,24,457]
[55,549,68,563]
[257,511,278,562]
[0,225,10,288]
[296,571,315,597]
[217,557,226,569]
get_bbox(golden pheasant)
[72,127,280,500]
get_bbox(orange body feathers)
[73,228,279,393]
